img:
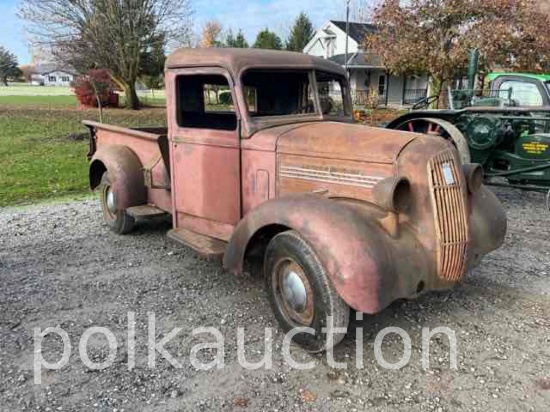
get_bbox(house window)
[49,76,57,82]
[378,75,386,96]
[61,76,70,82]
[175,74,236,131]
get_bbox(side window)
[176,74,237,131]
[316,71,348,116]
[499,80,543,106]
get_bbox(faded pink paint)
[84,48,506,316]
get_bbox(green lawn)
[0,101,166,206]
[0,84,75,96]
[0,95,78,107]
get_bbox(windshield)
[241,69,349,118]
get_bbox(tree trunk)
[124,83,140,110]
[429,77,445,109]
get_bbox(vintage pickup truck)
[83,48,506,352]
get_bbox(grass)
[0,84,75,96]
[0,101,166,207]
[0,89,402,207]
[0,95,78,107]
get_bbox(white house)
[304,21,429,107]
[31,64,76,87]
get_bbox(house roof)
[328,52,382,68]
[33,63,76,75]
[329,21,376,44]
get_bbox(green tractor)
[386,52,550,197]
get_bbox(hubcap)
[273,259,314,326]
[102,184,117,220]
[282,270,307,312]
[106,188,116,214]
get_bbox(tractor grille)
[427,151,469,282]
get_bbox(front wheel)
[99,172,135,235]
[264,231,350,352]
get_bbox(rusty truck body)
[84,48,506,352]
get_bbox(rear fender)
[89,145,146,210]
[224,195,412,313]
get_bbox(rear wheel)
[99,172,135,234]
[264,231,350,352]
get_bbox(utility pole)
[345,0,351,78]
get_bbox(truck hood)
[273,121,419,164]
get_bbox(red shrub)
[73,69,116,107]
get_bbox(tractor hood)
[275,121,418,164]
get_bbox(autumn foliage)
[366,0,550,96]
[73,69,116,107]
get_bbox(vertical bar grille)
[427,151,469,281]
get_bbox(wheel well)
[243,224,291,277]
[89,160,107,190]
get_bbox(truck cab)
[84,48,506,351]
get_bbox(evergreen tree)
[233,30,249,48]
[253,29,283,50]
[0,46,21,86]
[286,12,313,52]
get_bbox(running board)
[126,205,168,218]
[167,228,226,261]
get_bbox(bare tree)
[19,0,193,109]
[350,0,377,23]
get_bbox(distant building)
[304,20,429,107]
[30,63,76,87]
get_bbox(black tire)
[99,172,135,235]
[264,230,350,352]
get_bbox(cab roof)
[487,72,550,82]
[165,48,346,77]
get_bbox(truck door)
[166,67,241,239]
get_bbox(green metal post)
[467,49,480,91]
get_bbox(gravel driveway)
[0,188,549,411]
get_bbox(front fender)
[467,185,507,268]
[89,145,146,210]
[224,195,428,313]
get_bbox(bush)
[73,69,116,107]
[364,87,380,110]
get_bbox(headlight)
[462,163,483,193]
[373,176,411,213]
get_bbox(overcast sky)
[0,0,357,64]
